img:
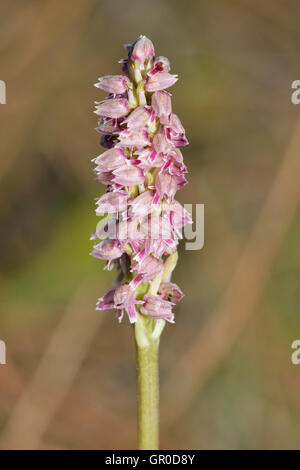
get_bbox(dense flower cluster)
[91,36,190,324]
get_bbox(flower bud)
[129,35,155,65]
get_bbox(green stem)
[136,339,159,450]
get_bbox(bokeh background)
[0,0,300,450]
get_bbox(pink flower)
[93,148,126,170]
[167,147,184,165]
[95,98,130,118]
[123,106,151,129]
[133,255,163,281]
[113,283,143,323]
[128,190,154,218]
[116,218,145,241]
[151,56,171,74]
[153,126,173,154]
[133,148,154,171]
[152,91,172,125]
[90,239,123,261]
[117,128,151,147]
[96,191,128,214]
[95,170,114,186]
[96,117,121,135]
[96,288,116,310]
[162,200,192,230]
[141,215,173,240]
[145,72,178,92]
[140,294,174,322]
[144,238,177,257]
[155,172,178,200]
[112,163,145,186]
[165,113,189,147]
[159,282,184,304]
[95,75,130,94]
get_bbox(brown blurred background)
[0,0,300,450]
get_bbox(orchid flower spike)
[91,35,189,341]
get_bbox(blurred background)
[0,0,300,450]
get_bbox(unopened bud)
[129,35,155,65]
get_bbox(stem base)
[136,339,159,450]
